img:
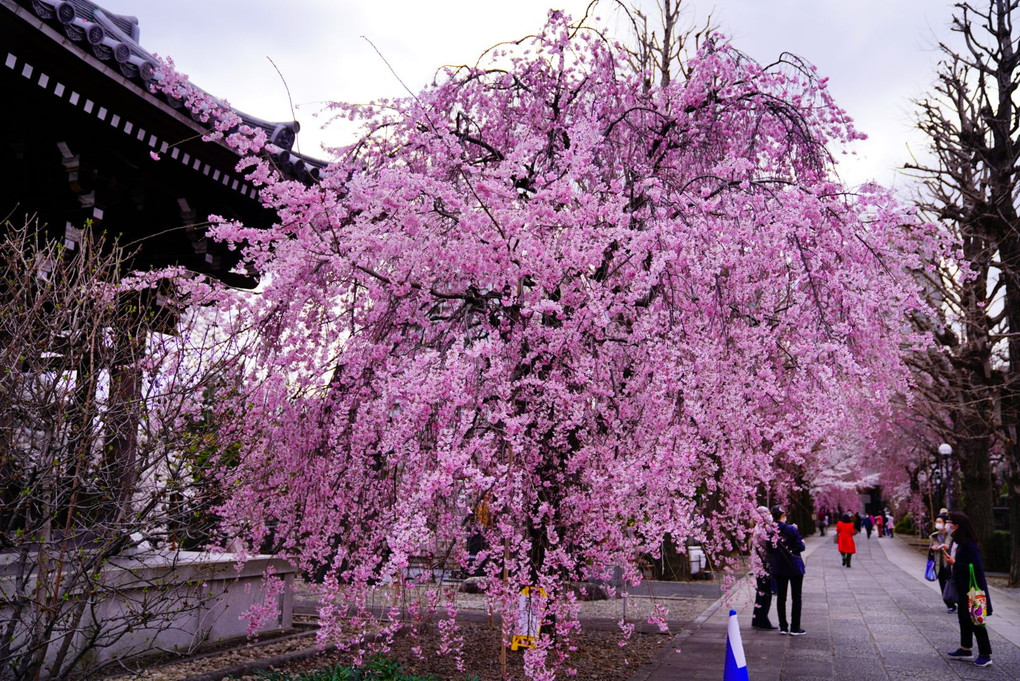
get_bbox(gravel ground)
[99,631,323,681]
[99,588,714,681]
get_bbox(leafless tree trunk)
[908,0,1020,582]
[609,0,712,89]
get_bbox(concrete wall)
[0,550,296,679]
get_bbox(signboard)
[510,585,547,651]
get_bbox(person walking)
[750,506,777,630]
[862,513,873,539]
[835,512,857,567]
[942,511,993,667]
[874,513,884,538]
[929,511,957,613]
[770,505,806,636]
[885,511,895,537]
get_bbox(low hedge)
[894,513,915,535]
[985,530,1011,573]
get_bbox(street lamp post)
[938,443,953,510]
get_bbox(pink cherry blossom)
[157,12,938,678]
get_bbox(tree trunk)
[998,236,1020,585]
[790,482,817,536]
[651,534,691,581]
[102,325,145,528]
[1010,472,1020,587]
[957,436,995,549]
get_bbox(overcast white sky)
[100,0,959,190]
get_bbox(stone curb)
[183,637,336,681]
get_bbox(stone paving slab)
[630,532,1020,680]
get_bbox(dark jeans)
[957,603,991,656]
[752,575,773,627]
[775,574,803,631]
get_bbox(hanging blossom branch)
[148,9,939,679]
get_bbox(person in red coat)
[836,512,857,567]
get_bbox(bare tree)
[605,0,712,89]
[0,219,248,679]
[908,0,1020,583]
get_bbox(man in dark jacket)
[770,505,806,636]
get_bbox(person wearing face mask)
[942,511,993,667]
[929,509,956,613]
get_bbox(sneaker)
[947,648,973,660]
[789,629,807,636]
[947,606,957,613]
[973,657,992,667]
[779,628,789,635]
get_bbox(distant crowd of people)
[748,504,994,668]
[814,509,896,540]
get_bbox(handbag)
[968,564,989,626]
[942,573,957,607]
[924,551,938,581]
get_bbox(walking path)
[631,533,1020,680]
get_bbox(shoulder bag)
[924,550,937,581]
[968,564,988,626]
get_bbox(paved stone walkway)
[632,533,1020,680]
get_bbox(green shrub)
[242,654,480,681]
[894,513,915,535]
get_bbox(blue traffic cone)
[724,609,750,681]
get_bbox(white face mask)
[935,521,944,531]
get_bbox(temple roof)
[1,0,326,287]
[3,0,323,186]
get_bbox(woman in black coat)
[942,511,993,667]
